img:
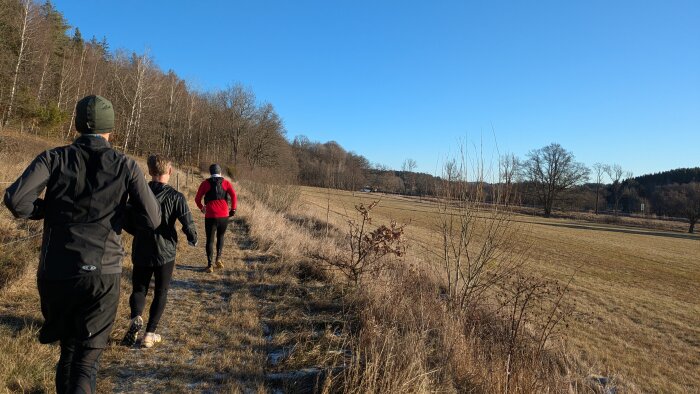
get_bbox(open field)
[298,186,700,393]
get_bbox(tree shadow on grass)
[537,221,700,241]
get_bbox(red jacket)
[195,177,238,218]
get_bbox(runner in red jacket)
[195,164,237,272]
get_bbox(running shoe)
[142,332,162,348]
[121,315,143,347]
[205,265,214,273]
[215,260,224,269]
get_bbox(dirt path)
[101,214,347,393]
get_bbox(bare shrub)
[494,273,574,392]
[433,149,577,392]
[314,201,405,285]
[435,153,529,314]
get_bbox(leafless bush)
[435,152,528,314]
[434,149,576,392]
[494,273,574,392]
[314,201,404,285]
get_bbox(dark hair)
[209,164,222,175]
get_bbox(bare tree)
[114,52,152,153]
[592,163,607,214]
[523,143,589,217]
[401,158,417,194]
[64,38,87,137]
[498,153,520,205]
[2,0,36,129]
[605,164,633,215]
[221,84,256,166]
[244,103,284,171]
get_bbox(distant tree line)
[497,143,699,232]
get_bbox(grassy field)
[298,186,700,393]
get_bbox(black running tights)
[205,217,229,265]
[56,339,103,394]
[129,261,175,333]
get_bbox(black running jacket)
[3,135,161,280]
[125,181,197,267]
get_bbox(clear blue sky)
[52,0,699,177]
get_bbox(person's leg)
[129,265,152,319]
[67,344,104,394]
[56,339,76,394]
[68,273,120,393]
[215,217,229,263]
[205,218,216,267]
[39,279,77,394]
[145,261,175,333]
[123,265,151,345]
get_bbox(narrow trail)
[101,214,347,393]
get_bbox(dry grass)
[0,267,57,393]
[298,186,700,393]
[240,184,575,392]
[0,133,351,393]
[0,132,54,289]
[2,130,697,393]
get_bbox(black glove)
[229,209,236,217]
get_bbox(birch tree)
[2,0,36,129]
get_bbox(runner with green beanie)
[3,95,161,394]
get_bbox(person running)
[194,164,237,273]
[122,154,198,348]
[3,95,161,394]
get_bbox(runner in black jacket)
[3,95,161,394]
[122,154,197,348]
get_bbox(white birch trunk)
[66,45,88,137]
[2,0,33,129]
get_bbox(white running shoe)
[142,332,162,348]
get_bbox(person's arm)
[176,193,198,246]
[225,180,238,213]
[122,204,137,235]
[127,161,161,229]
[122,203,153,235]
[3,151,51,220]
[194,180,208,213]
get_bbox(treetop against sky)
[52,0,699,176]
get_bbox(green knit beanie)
[75,95,114,134]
